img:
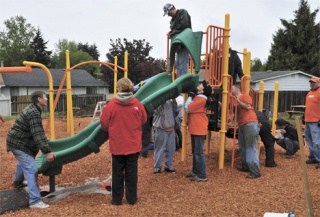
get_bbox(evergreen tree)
[101,38,165,92]
[251,58,265,71]
[265,0,320,76]
[77,42,100,60]
[29,28,52,67]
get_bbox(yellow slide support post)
[114,56,118,97]
[218,14,230,169]
[124,51,128,78]
[23,61,56,140]
[65,50,74,136]
[181,93,188,161]
[258,81,264,112]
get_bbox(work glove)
[189,91,196,99]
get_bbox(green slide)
[35,120,108,175]
[135,72,199,115]
[36,28,202,178]
[36,72,198,176]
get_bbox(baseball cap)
[163,3,174,16]
[309,77,319,83]
[201,80,212,97]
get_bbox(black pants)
[111,152,139,204]
[259,122,276,166]
[141,118,152,157]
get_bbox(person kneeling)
[274,118,299,159]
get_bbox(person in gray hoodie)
[153,99,177,174]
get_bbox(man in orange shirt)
[304,77,320,169]
[232,85,261,178]
[184,80,212,182]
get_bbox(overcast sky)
[1,0,319,63]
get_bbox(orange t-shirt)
[305,88,320,122]
[187,96,208,135]
[237,94,258,126]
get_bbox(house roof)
[249,70,315,83]
[1,68,108,87]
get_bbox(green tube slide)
[36,72,198,176]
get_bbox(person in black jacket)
[163,3,192,76]
[229,48,244,85]
[275,118,300,158]
[255,110,277,167]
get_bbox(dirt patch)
[0,117,319,216]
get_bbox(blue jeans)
[305,122,320,162]
[12,150,41,205]
[153,127,175,169]
[276,137,299,155]
[176,46,189,76]
[238,122,261,176]
[191,135,206,179]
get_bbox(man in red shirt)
[232,85,261,178]
[304,77,320,169]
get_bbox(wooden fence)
[11,94,106,115]
[10,91,308,115]
[263,91,308,112]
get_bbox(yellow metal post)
[65,50,74,136]
[243,50,251,95]
[114,56,118,97]
[181,93,188,161]
[258,81,264,112]
[124,51,128,78]
[23,61,55,140]
[271,82,279,135]
[218,13,230,169]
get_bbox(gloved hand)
[189,92,196,99]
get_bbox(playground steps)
[92,101,107,123]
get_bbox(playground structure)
[160,14,272,169]
[0,13,283,193]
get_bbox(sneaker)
[13,182,27,189]
[245,174,261,179]
[316,163,320,169]
[191,176,207,182]
[265,162,278,168]
[154,168,161,174]
[29,201,49,209]
[111,200,122,206]
[164,168,176,173]
[306,159,318,164]
[283,154,295,159]
[186,172,196,178]
[237,167,250,172]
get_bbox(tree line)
[0,0,319,90]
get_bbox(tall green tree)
[0,16,36,66]
[265,0,320,76]
[77,42,100,61]
[101,38,165,92]
[29,28,52,67]
[51,39,99,76]
[251,58,265,71]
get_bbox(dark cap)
[201,80,212,97]
[163,3,174,16]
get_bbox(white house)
[0,68,110,116]
[249,70,316,91]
